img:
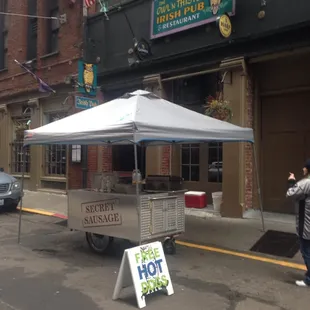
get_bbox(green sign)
[151,0,235,39]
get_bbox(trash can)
[212,192,222,212]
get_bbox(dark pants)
[300,238,310,285]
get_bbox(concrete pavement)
[0,211,309,310]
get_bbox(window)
[71,145,81,163]
[208,142,223,183]
[27,0,38,60]
[44,113,67,176]
[11,117,31,174]
[0,0,8,70]
[112,145,146,177]
[181,144,200,181]
[46,1,59,54]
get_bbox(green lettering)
[135,253,140,263]
[141,250,148,262]
[141,282,148,294]
[148,249,155,260]
[154,248,160,259]
[161,275,168,287]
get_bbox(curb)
[17,207,68,220]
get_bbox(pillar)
[143,74,168,176]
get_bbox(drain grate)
[250,230,299,258]
[55,220,68,227]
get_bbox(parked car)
[0,170,22,211]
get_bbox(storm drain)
[54,219,68,227]
[250,230,299,258]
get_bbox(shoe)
[295,280,309,287]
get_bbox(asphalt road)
[0,211,308,310]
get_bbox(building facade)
[85,0,310,217]
[0,0,102,192]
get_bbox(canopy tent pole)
[17,146,26,244]
[133,143,141,245]
[252,142,265,232]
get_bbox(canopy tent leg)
[252,142,265,232]
[17,146,26,244]
[133,143,141,245]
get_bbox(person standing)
[286,159,310,287]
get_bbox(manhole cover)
[250,230,299,258]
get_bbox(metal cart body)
[67,190,185,243]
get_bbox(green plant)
[205,94,232,122]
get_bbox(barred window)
[44,112,67,176]
[11,117,31,174]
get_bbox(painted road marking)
[175,240,306,271]
[17,207,57,217]
[18,207,306,272]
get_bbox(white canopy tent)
[23,90,253,145]
[18,90,264,242]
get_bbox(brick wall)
[0,0,83,99]
[245,73,254,209]
[161,146,171,175]
[68,163,83,189]
[102,146,112,172]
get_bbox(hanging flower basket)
[205,95,233,122]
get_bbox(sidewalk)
[20,190,303,265]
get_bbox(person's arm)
[286,180,305,200]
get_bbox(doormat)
[55,220,67,227]
[250,230,299,258]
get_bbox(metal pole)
[17,146,26,244]
[253,142,265,232]
[133,143,141,245]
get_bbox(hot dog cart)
[18,90,258,254]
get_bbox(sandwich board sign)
[112,241,174,308]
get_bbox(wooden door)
[261,93,310,213]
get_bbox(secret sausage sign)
[81,199,122,228]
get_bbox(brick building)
[0,0,103,192]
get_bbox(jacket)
[286,177,310,240]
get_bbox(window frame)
[46,2,59,54]
[0,0,8,70]
[180,144,200,182]
[43,112,67,177]
[11,116,31,175]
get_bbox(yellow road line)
[17,207,54,217]
[176,240,306,271]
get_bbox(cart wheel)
[85,232,113,254]
[163,238,176,255]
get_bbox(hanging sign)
[151,0,235,39]
[113,241,174,308]
[75,96,99,110]
[78,60,98,96]
[218,13,232,38]
[134,39,152,61]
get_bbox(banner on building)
[78,60,98,96]
[113,241,174,308]
[151,0,235,39]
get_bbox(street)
[0,211,308,310]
